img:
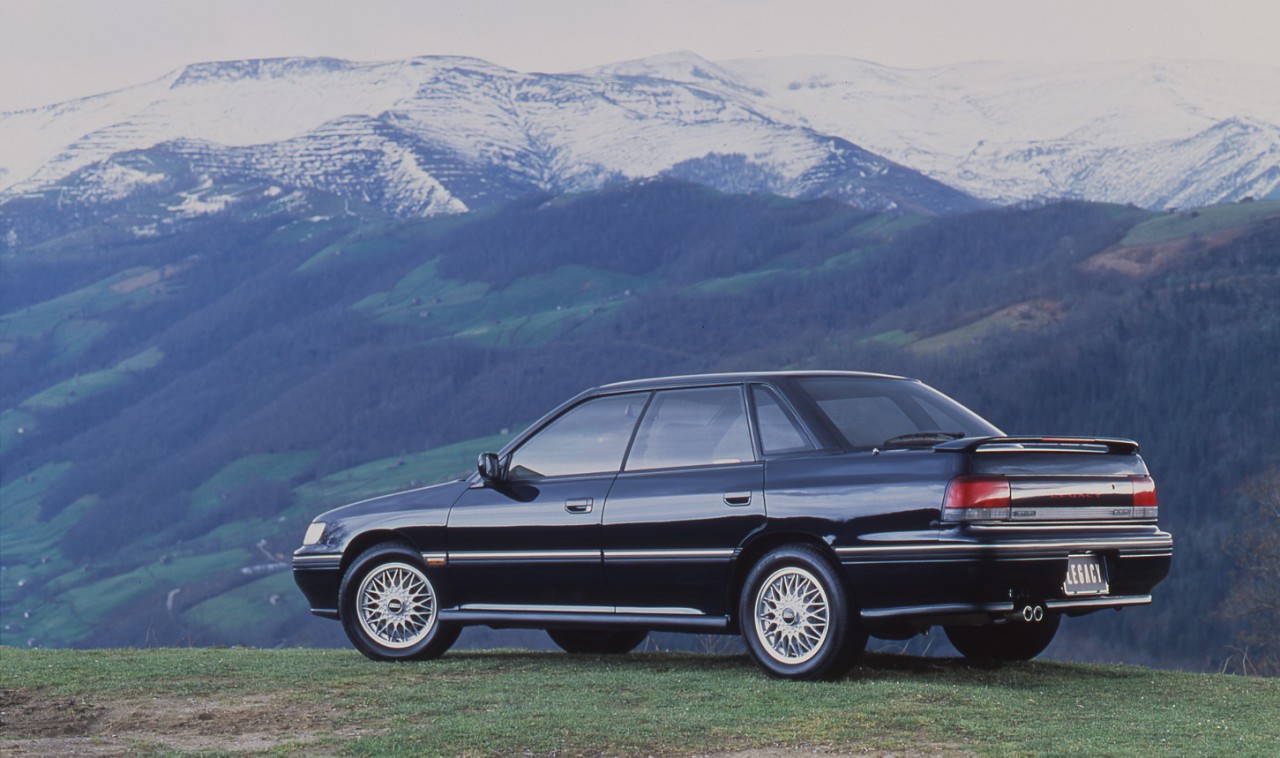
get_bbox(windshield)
[794,377,1002,450]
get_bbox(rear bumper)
[838,526,1172,626]
[860,594,1154,625]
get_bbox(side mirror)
[477,452,505,482]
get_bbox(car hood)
[316,479,471,522]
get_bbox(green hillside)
[2,181,1278,670]
[3,648,1277,756]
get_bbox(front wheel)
[739,545,867,680]
[546,628,648,654]
[339,543,460,661]
[944,614,1061,661]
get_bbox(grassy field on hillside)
[1119,200,1280,246]
[2,648,1276,756]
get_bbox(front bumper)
[292,551,342,619]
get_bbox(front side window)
[507,393,647,479]
[625,386,754,471]
[796,377,1001,450]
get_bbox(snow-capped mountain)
[1,52,1275,223]
[703,56,1280,208]
[0,55,977,219]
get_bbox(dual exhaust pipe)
[1018,604,1045,622]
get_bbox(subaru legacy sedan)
[293,371,1172,679]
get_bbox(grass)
[294,432,515,513]
[295,228,404,270]
[0,407,38,457]
[1119,200,1280,246]
[352,258,490,321]
[5,548,252,648]
[910,300,1061,353]
[864,328,918,347]
[57,549,251,626]
[692,266,797,294]
[1,647,1276,756]
[0,464,91,643]
[354,259,650,346]
[49,318,112,364]
[19,346,164,411]
[0,266,174,345]
[188,451,319,518]
[180,571,300,638]
[294,210,484,273]
[2,433,517,650]
[0,462,73,550]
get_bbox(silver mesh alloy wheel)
[753,565,831,664]
[356,561,437,649]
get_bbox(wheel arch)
[339,530,419,577]
[335,532,460,661]
[727,531,849,631]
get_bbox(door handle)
[723,491,753,507]
[564,497,594,513]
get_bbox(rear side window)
[796,377,1000,450]
[625,386,754,471]
[752,385,812,454]
[508,393,647,479]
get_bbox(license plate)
[1063,554,1109,596]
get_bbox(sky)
[1,0,1278,112]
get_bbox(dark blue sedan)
[294,371,1172,679]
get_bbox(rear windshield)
[795,377,1001,450]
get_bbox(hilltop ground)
[2,647,1277,756]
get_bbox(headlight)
[302,522,327,546]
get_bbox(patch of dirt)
[910,298,1062,352]
[109,263,186,294]
[994,298,1063,328]
[0,686,976,757]
[1,689,102,738]
[706,742,974,757]
[109,269,162,295]
[1,688,341,756]
[1080,227,1244,279]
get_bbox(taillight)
[1131,475,1158,519]
[942,476,1011,521]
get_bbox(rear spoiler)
[934,436,1139,455]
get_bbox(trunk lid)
[936,437,1155,523]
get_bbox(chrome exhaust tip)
[1032,605,1044,622]
[1022,605,1035,622]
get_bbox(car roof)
[596,370,909,393]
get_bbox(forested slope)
[2,180,1277,669]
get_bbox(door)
[602,385,765,616]
[446,392,648,608]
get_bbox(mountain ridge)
[5,52,1275,223]
[0,53,980,219]
[713,55,1280,208]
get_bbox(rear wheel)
[739,545,866,680]
[547,628,648,654]
[944,614,1061,661]
[339,543,460,661]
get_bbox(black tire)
[738,545,867,680]
[339,542,460,661]
[944,614,1061,661]
[546,628,649,654]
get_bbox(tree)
[1222,469,1280,675]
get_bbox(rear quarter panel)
[761,450,960,610]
